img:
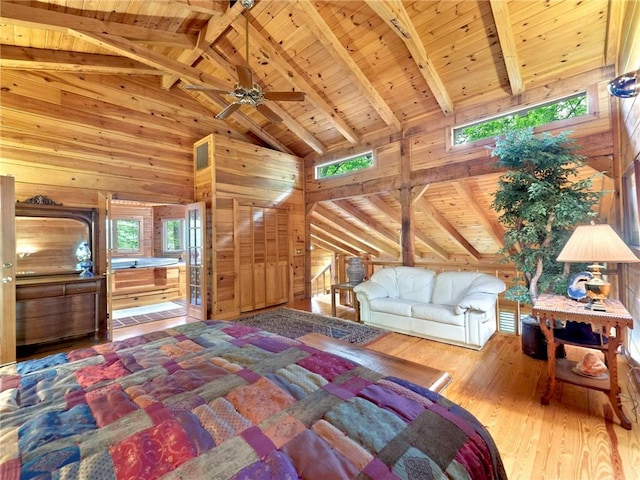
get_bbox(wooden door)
[0,176,16,365]
[238,205,289,313]
[100,192,114,341]
[186,202,207,320]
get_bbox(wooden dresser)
[16,275,106,346]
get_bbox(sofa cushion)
[370,268,401,298]
[395,267,436,302]
[468,274,506,295]
[412,303,465,327]
[431,271,484,306]
[369,297,418,316]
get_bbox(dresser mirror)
[15,198,98,277]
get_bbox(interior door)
[186,202,207,320]
[101,193,114,340]
[0,176,16,365]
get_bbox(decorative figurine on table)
[75,241,93,277]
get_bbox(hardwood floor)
[18,295,640,479]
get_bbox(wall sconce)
[556,224,639,311]
[607,69,639,98]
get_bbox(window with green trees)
[163,219,184,252]
[316,152,374,179]
[453,93,587,145]
[115,219,141,252]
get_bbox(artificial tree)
[491,128,601,305]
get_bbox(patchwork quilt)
[0,320,506,479]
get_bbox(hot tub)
[112,257,181,269]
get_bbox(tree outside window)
[115,219,141,252]
[163,219,184,252]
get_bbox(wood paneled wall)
[616,1,640,367]
[194,135,305,320]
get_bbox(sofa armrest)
[455,292,498,314]
[353,281,389,301]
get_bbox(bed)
[0,320,506,479]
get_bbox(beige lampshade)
[556,224,640,263]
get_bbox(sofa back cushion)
[370,267,436,300]
[370,267,401,298]
[396,267,436,301]
[432,271,485,306]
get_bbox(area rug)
[232,307,389,346]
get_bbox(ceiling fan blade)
[263,91,306,102]
[183,85,231,95]
[216,102,242,120]
[236,65,253,89]
[256,103,282,123]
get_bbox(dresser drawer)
[65,281,100,295]
[16,283,65,300]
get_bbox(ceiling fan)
[183,1,305,123]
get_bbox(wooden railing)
[311,263,332,297]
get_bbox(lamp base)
[586,300,607,312]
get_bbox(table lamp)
[556,224,639,311]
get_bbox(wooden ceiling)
[0,0,624,263]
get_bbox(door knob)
[1,276,13,283]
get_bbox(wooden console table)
[330,282,361,322]
[532,294,633,430]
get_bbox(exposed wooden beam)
[313,204,381,256]
[331,200,401,256]
[413,195,482,261]
[162,1,245,89]
[367,195,449,260]
[311,213,374,254]
[310,233,357,256]
[604,0,625,65]
[164,0,227,15]
[365,0,453,115]
[0,2,196,48]
[296,0,402,132]
[0,46,161,75]
[489,0,524,95]
[310,227,360,256]
[452,180,505,250]
[231,16,361,146]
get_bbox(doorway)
[108,200,188,331]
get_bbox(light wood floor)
[27,295,640,479]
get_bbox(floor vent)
[499,310,517,334]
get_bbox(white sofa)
[353,267,506,350]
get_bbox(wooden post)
[399,133,415,266]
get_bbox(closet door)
[239,205,288,313]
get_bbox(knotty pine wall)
[616,2,640,366]
[194,135,305,320]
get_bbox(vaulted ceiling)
[0,0,625,262]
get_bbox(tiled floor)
[112,300,186,329]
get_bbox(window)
[163,218,185,252]
[315,151,374,179]
[452,93,588,145]
[114,218,141,253]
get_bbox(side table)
[532,294,633,430]
[330,282,361,322]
